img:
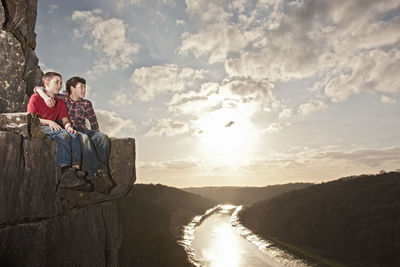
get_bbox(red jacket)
[27,94,68,122]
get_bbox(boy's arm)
[39,118,62,131]
[34,87,56,108]
[62,117,76,134]
[86,101,99,131]
[27,95,61,131]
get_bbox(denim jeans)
[78,129,110,176]
[40,126,81,167]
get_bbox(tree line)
[183,183,311,205]
[239,172,400,266]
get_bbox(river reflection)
[179,205,313,267]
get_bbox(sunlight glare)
[196,108,257,165]
[202,223,241,267]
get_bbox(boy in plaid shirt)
[35,77,114,194]
[28,72,90,190]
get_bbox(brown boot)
[59,168,88,190]
[95,169,115,189]
[75,169,87,178]
[88,169,115,194]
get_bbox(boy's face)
[70,82,86,100]
[44,76,62,94]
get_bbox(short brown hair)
[65,77,86,94]
[42,72,62,83]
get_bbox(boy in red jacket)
[27,72,90,190]
[34,76,114,194]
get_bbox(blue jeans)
[40,126,81,167]
[78,129,110,176]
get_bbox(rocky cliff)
[0,114,136,266]
[0,1,136,266]
[0,0,42,113]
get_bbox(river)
[179,205,315,267]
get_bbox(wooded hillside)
[240,172,400,266]
[117,183,216,267]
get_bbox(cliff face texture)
[0,0,42,113]
[0,1,136,266]
[0,116,136,267]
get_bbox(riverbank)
[238,172,400,266]
[256,234,347,266]
[188,205,282,267]
[182,205,318,266]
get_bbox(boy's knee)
[97,132,110,144]
[102,134,110,144]
[79,133,90,146]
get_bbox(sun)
[195,108,257,164]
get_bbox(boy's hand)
[66,126,77,134]
[48,120,62,131]
[35,86,56,108]
[44,97,56,108]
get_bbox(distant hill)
[117,183,216,267]
[183,183,312,205]
[239,172,400,266]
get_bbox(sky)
[35,0,400,187]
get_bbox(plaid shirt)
[58,92,99,131]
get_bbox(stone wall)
[0,113,136,266]
[0,0,42,113]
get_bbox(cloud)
[318,147,400,168]
[116,0,175,8]
[179,1,261,63]
[167,79,279,141]
[135,145,400,186]
[185,0,226,19]
[224,26,325,81]
[181,0,328,79]
[381,95,396,104]
[323,49,400,102]
[158,0,175,6]
[71,9,140,72]
[138,158,202,170]
[116,0,142,8]
[298,100,327,116]
[243,146,400,172]
[131,64,206,101]
[48,4,58,14]
[145,119,189,137]
[260,122,287,134]
[279,108,292,119]
[109,89,133,106]
[176,19,185,25]
[167,79,278,136]
[139,146,400,185]
[179,23,252,63]
[180,0,400,104]
[222,79,275,103]
[95,109,136,138]
[168,82,221,114]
